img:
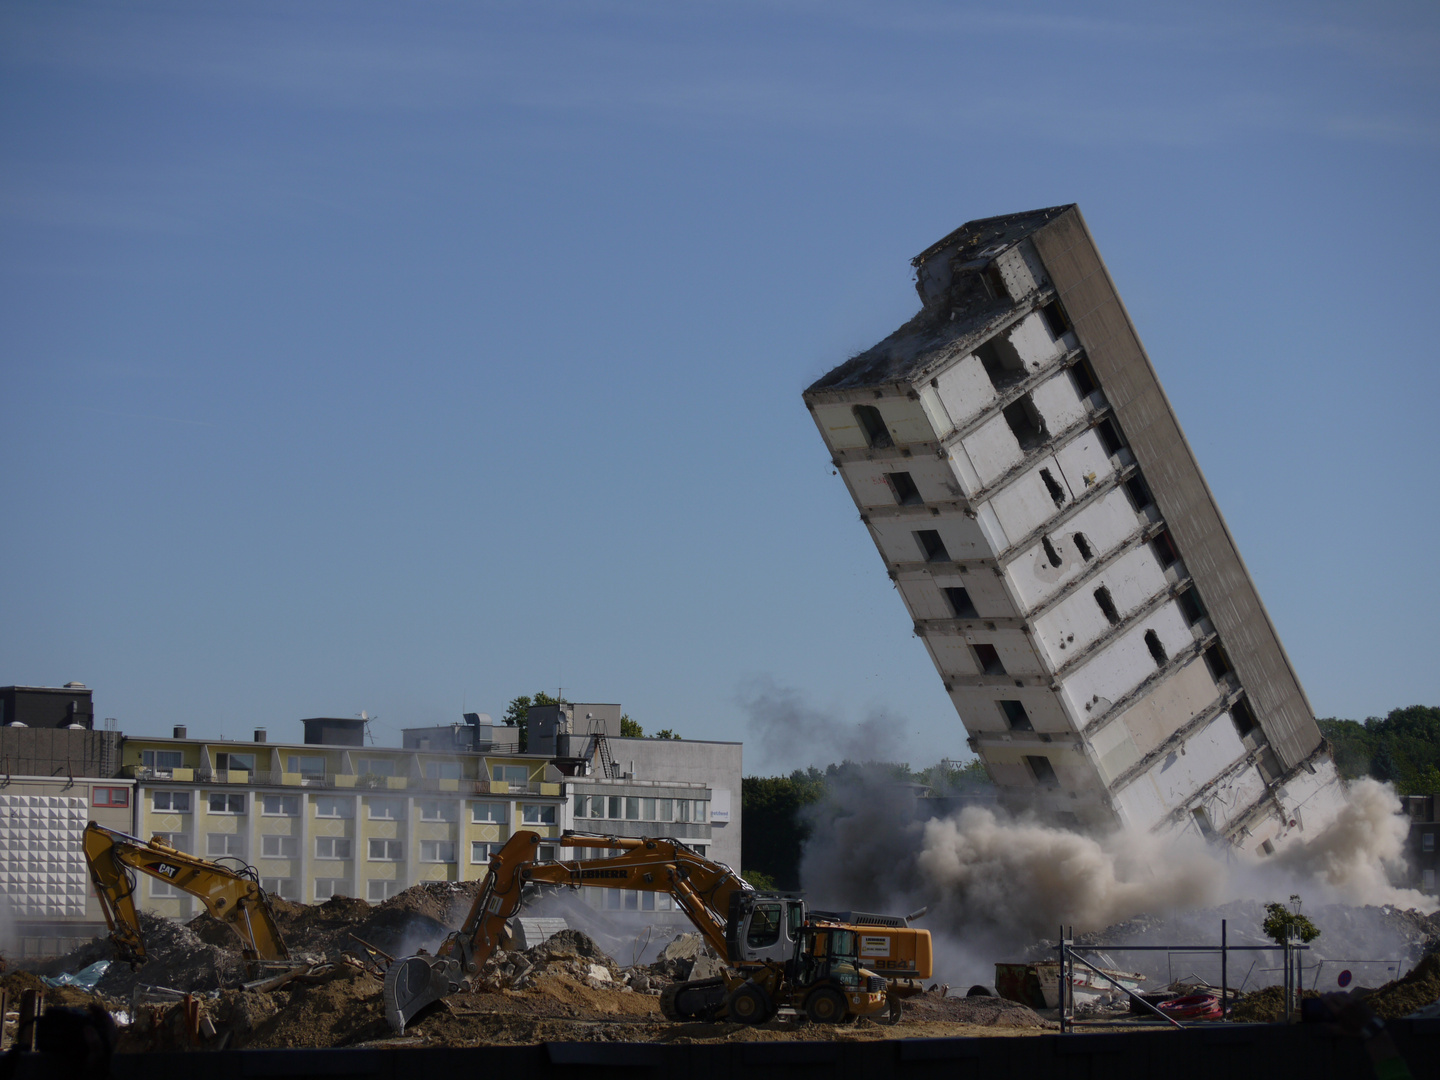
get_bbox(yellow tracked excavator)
[82,821,291,977]
[382,830,931,1032]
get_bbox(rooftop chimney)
[173,725,187,739]
[254,728,267,742]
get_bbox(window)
[914,530,950,563]
[1124,474,1153,511]
[1178,587,1206,625]
[314,796,354,819]
[260,878,294,900]
[642,797,656,821]
[358,759,395,777]
[206,833,245,857]
[420,840,457,863]
[152,791,191,813]
[367,880,401,902]
[1039,468,1066,507]
[262,795,300,816]
[608,795,623,819]
[586,796,604,819]
[425,761,462,780]
[1230,698,1258,738]
[1151,530,1179,568]
[316,837,352,860]
[492,765,529,784]
[999,700,1034,732]
[418,800,457,822]
[142,749,184,772]
[1259,839,1276,857]
[677,799,692,823]
[215,752,255,773]
[886,471,923,506]
[1041,536,1062,568]
[287,755,326,777]
[852,404,892,449]
[1073,533,1094,561]
[149,831,188,852]
[522,804,557,826]
[657,799,674,822]
[261,835,299,858]
[944,587,978,619]
[1068,358,1097,399]
[625,797,640,820]
[1002,396,1047,451]
[981,264,1009,302]
[209,793,246,814]
[537,844,558,862]
[1421,832,1434,854]
[1093,586,1120,625]
[1096,418,1125,456]
[1144,629,1167,667]
[1041,300,1070,340]
[973,644,1006,676]
[1205,644,1234,682]
[1422,869,1435,893]
[92,787,129,808]
[1025,755,1059,787]
[315,879,346,901]
[367,799,404,820]
[472,801,508,823]
[1191,807,1219,840]
[974,335,1025,388]
[471,841,502,863]
[368,838,403,861]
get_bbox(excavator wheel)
[660,977,729,1022]
[803,986,848,1024]
[725,980,775,1026]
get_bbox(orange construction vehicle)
[383,830,931,1031]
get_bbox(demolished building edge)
[803,204,1345,852]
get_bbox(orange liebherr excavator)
[383,830,932,1032]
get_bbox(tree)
[652,728,680,740]
[1262,895,1321,947]
[620,714,643,737]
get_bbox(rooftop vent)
[173,725,187,739]
[63,682,87,689]
[254,728,267,743]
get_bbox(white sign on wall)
[709,788,731,824]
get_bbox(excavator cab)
[725,892,805,966]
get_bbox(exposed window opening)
[1039,468,1066,506]
[1041,535,1062,567]
[1041,300,1070,340]
[999,700,1033,732]
[1151,530,1179,568]
[1191,806,1219,840]
[1096,418,1125,456]
[1205,644,1234,682]
[973,644,1006,676]
[1144,629,1167,667]
[1093,585,1120,625]
[974,335,1026,389]
[914,529,950,563]
[1259,839,1276,857]
[1178,587,1206,625]
[1025,754,1058,787]
[1124,474,1153,511]
[853,404,892,449]
[1230,697,1258,738]
[944,587,978,619]
[887,471,923,506]
[1073,533,1094,561]
[982,264,1009,302]
[1002,395,1048,451]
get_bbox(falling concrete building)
[803,205,1344,851]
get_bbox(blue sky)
[3,1,1437,774]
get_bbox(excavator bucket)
[383,955,455,1033]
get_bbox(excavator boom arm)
[82,822,290,968]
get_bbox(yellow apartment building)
[124,717,567,917]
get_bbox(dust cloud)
[737,677,910,776]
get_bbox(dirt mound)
[0,970,105,1011]
[1230,985,1321,1023]
[375,880,479,923]
[1364,950,1440,1019]
[901,990,1053,1029]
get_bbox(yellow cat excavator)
[82,822,291,977]
[382,830,931,1032]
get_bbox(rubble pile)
[24,911,244,996]
[899,988,1052,1029]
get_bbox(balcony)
[120,766,563,799]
